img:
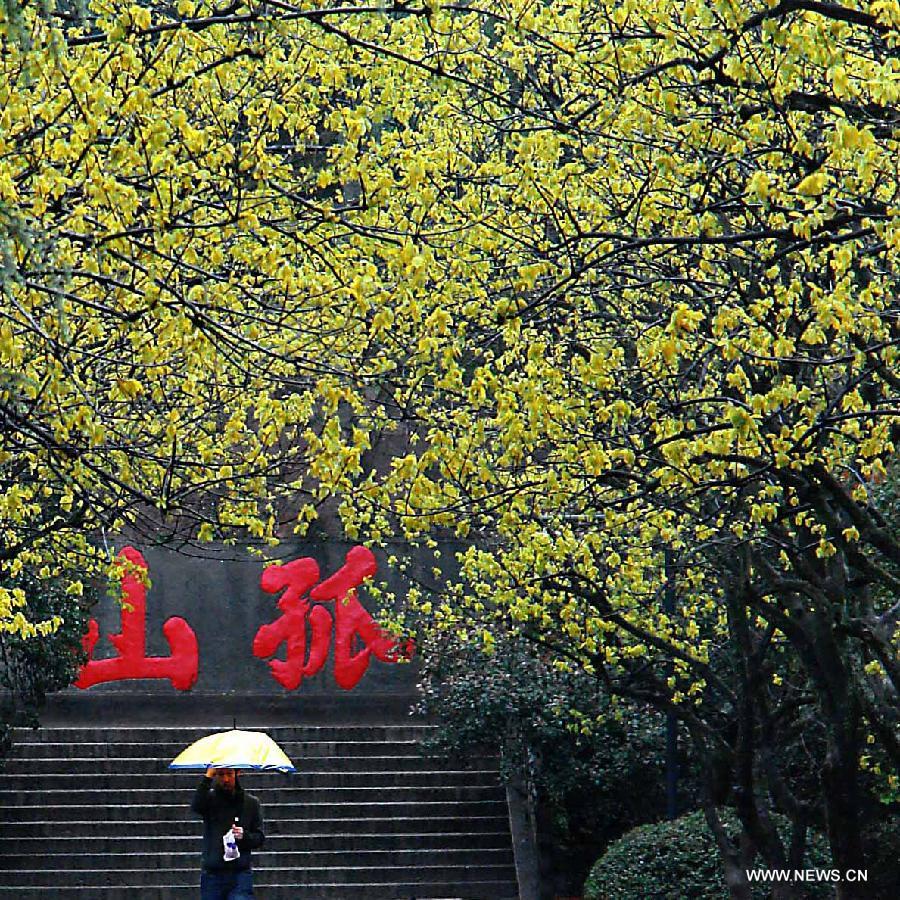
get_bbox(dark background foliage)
[414,631,703,895]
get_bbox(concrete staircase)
[0,723,520,898]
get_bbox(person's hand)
[205,767,216,778]
[232,825,244,840]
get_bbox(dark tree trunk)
[821,706,868,900]
[702,802,755,900]
[729,589,797,900]
[807,608,868,899]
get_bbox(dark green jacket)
[191,776,265,872]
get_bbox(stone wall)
[47,539,423,725]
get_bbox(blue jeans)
[200,868,254,899]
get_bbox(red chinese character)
[252,556,331,690]
[76,546,199,691]
[253,546,413,691]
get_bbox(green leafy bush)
[0,569,89,760]
[583,809,832,900]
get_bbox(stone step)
[4,831,514,853]
[2,816,511,838]
[6,799,509,822]
[0,785,506,806]
[0,880,519,899]
[0,755,486,776]
[12,725,438,743]
[3,847,516,871]
[0,863,518,888]
[6,740,446,759]
[0,769,502,788]
[2,722,519,898]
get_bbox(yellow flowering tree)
[297,1,895,893]
[1,0,442,629]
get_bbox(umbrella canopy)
[169,729,296,773]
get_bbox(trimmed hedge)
[862,816,900,899]
[583,809,832,899]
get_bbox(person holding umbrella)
[171,728,295,899]
[192,766,265,899]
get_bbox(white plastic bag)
[223,827,240,862]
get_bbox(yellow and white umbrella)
[169,729,296,773]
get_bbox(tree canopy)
[1,0,447,628]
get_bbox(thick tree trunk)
[779,549,870,900]
[722,858,754,900]
[728,584,797,899]
[806,610,868,899]
[821,710,868,900]
[703,802,754,900]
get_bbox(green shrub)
[583,809,832,899]
[1,568,89,763]
[862,815,900,899]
